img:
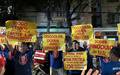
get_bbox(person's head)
[117,43,120,47]
[18,42,28,53]
[2,44,9,51]
[0,44,5,51]
[83,41,87,49]
[72,40,80,50]
[109,46,120,62]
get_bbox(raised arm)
[33,37,39,51]
[5,37,14,51]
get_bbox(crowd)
[0,38,37,75]
[0,38,120,75]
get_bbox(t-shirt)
[50,51,63,69]
[14,49,33,75]
[100,58,120,75]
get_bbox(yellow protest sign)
[6,20,37,42]
[90,39,115,57]
[118,24,120,43]
[64,52,87,70]
[42,33,65,51]
[0,27,6,44]
[71,24,93,41]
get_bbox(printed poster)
[71,24,93,48]
[71,24,93,41]
[6,20,37,42]
[64,52,87,70]
[90,39,115,57]
[42,33,65,51]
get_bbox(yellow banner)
[118,24,120,43]
[90,39,115,57]
[42,33,65,51]
[64,52,87,70]
[0,27,6,44]
[71,24,93,41]
[6,20,37,42]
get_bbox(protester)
[13,42,35,75]
[99,46,120,75]
[83,41,93,74]
[83,41,88,51]
[67,40,85,75]
[68,40,84,52]
[5,39,37,75]
[0,44,8,75]
[50,50,64,75]
[0,54,5,75]
[3,44,15,75]
[109,46,120,62]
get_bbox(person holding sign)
[67,40,85,75]
[100,46,120,75]
[0,45,6,75]
[68,40,84,52]
[13,42,34,75]
[3,44,15,75]
[110,46,120,62]
[50,50,64,75]
[6,37,37,75]
[83,41,93,74]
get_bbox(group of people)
[0,39,36,75]
[0,38,120,75]
[49,40,120,75]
